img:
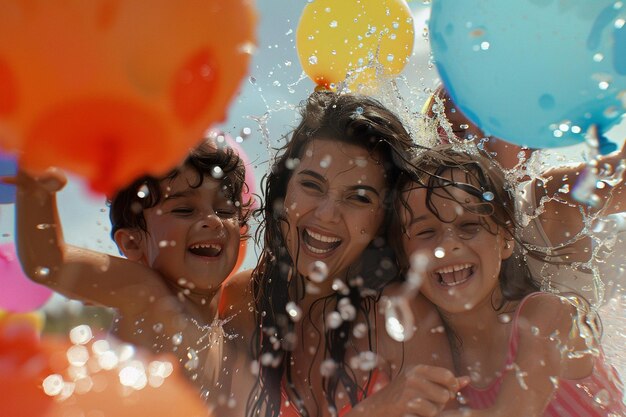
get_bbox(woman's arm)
[530,134,626,260]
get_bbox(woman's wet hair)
[393,144,541,307]
[248,91,421,417]
[109,140,250,240]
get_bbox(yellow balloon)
[296,0,414,90]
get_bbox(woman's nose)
[314,196,340,223]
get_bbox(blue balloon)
[0,152,17,204]
[429,0,626,149]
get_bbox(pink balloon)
[0,243,53,312]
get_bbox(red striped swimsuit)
[460,293,625,416]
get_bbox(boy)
[14,139,251,409]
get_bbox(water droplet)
[320,359,337,377]
[35,266,50,277]
[248,76,257,85]
[36,223,54,230]
[172,332,183,346]
[349,351,377,371]
[67,345,89,366]
[241,127,252,137]
[331,279,349,295]
[434,247,446,258]
[482,191,495,201]
[593,53,604,62]
[185,348,199,371]
[480,41,490,50]
[308,55,318,65]
[320,154,332,168]
[308,261,328,283]
[69,325,93,345]
[498,313,512,323]
[119,361,148,389]
[137,184,149,198]
[211,166,224,179]
[286,301,302,321]
[355,106,364,115]
[353,323,367,338]
[43,374,64,396]
[386,53,394,62]
[593,388,610,407]
[531,326,540,336]
[152,323,164,333]
[326,311,343,329]
[384,296,414,342]
[338,298,356,321]
[329,20,338,28]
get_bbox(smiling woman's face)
[282,138,387,282]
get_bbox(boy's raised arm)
[14,168,168,314]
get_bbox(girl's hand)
[369,365,469,417]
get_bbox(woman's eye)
[300,180,323,192]
[171,207,193,215]
[348,194,372,204]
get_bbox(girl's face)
[400,170,514,315]
[282,138,387,283]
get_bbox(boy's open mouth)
[302,228,341,255]
[434,263,474,286]
[188,243,222,257]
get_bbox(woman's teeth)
[303,228,341,254]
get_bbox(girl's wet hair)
[393,144,541,306]
[108,140,250,240]
[248,91,421,417]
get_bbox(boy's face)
[137,166,241,295]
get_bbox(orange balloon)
[0,316,54,417]
[0,1,257,195]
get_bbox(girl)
[395,145,625,416]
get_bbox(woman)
[224,91,464,417]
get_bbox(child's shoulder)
[516,291,581,331]
[515,292,596,378]
[219,269,254,323]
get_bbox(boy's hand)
[3,168,67,193]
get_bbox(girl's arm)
[444,293,595,417]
